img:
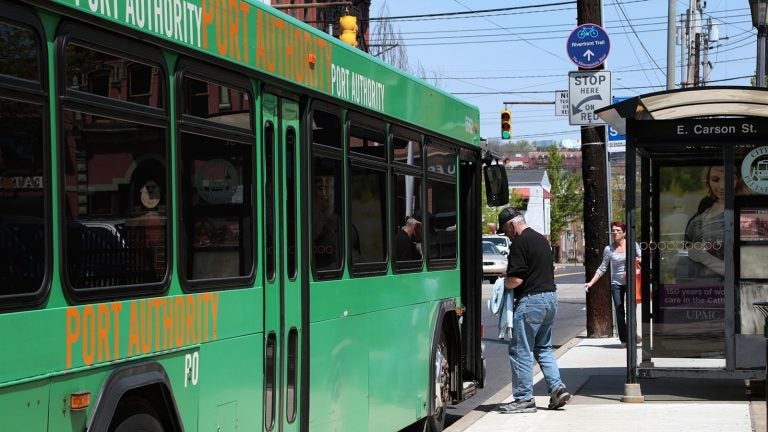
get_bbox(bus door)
[261,92,304,432]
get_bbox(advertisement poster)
[657,162,768,358]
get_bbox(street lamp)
[749,0,768,87]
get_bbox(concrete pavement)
[447,335,766,432]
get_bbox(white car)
[483,235,511,255]
[482,241,507,282]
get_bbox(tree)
[546,145,583,251]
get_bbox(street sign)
[555,91,569,116]
[566,24,610,69]
[607,96,628,152]
[568,70,611,125]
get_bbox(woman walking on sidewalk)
[585,221,641,345]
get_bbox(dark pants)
[611,283,627,343]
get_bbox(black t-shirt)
[394,229,421,261]
[506,227,556,298]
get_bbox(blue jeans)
[611,283,628,343]
[508,291,563,401]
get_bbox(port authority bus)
[0,0,508,430]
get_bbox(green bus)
[0,0,507,430]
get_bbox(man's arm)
[504,276,523,290]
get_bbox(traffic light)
[339,14,358,47]
[501,109,512,140]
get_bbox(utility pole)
[577,0,612,338]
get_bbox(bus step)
[461,382,478,400]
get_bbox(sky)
[369,0,757,144]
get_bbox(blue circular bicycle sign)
[566,23,610,69]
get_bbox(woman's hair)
[610,221,626,232]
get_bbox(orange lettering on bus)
[275,18,285,77]
[186,295,197,344]
[265,13,276,73]
[153,297,166,350]
[128,300,139,356]
[212,292,220,339]
[284,24,293,81]
[97,304,110,363]
[174,297,185,348]
[140,300,152,354]
[111,302,122,359]
[65,308,80,369]
[215,0,227,56]
[163,301,173,349]
[315,38,330,92]
[66,294,220,368]
[82,305,95,366]
[239,1,250,63]
[202,0,214,50]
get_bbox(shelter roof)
[595,86,768,134]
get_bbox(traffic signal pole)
[577,0,613,339]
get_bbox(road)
[445,264,586,427]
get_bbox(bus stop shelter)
[597,87,768,381]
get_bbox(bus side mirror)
[483,165,508,207]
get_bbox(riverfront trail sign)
[568,70,611,125]
[567,24,610,69]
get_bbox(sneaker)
[548,385,571,410]
[497,399,537,414]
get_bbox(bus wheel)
[111,396,165,432]
[114,413,164,432]
[428,331,449,432]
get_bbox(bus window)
[392,128,422,167]
[177,70,254,287]
[426,180,457,262]
[0,17,47,305]
[0,103,45,296]
[426,140,457,265]
[312,157,343,275]
[349,113,386,159]
[393,173,424,272]
[179,133,253,283]
[349,163,387,272]
[0,19,40,81]
[64,43,164,109]
[310,104,344,279]
[61,114,168,289]
[311,108,341,149]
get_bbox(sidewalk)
[448,335,766,432]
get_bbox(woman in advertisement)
[680,166,746,281]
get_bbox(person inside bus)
[495,208,570,414]
[312,173,341,270]
[394,213,422,262]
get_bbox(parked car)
[483,234,511,255]
[482,241,507,282]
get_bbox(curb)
[445,331,587,432]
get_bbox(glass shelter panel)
[735,144,768,338]
[655,164,732,359]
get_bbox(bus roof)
[49,0,481,144]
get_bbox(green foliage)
[546,146,583,246]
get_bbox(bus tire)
[110,396,164,432]
[114,413,164,432]
[427,330,449,432]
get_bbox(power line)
[366,1,576,21]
